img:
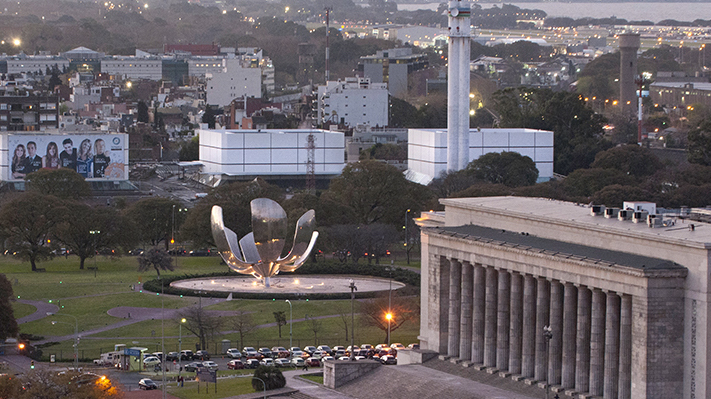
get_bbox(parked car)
[195,350,210,360]
[375,344,389,351]
[243,347,261,359]
[202,361,218,371]
[334,349,346,358]
[291,350,304,359]
[227,359,245,370]
[165,352,179,361]
[129,248,144,256]
[258,348,273,359]
[179,350,194,361]
[260,358,274,367]
[226,348,242,359]
[311,350,326,360]
[245,359,260,369]
[138,378,158,390]
[189,248,211,256]
[274,358,290,367]
[354,356,366,361]
[333,345,345,352]
[291,357,305,367]
[271,346,289,358]
[407,343,420,350]
[151,352,164,360]
[303,346,317,355]
[143,357,161,367]
[316,345,333,355]
[289,347,301,355]
[184,362,202,372]
[306,357,321,367]
[391,343,406,351]
[321,356,335,362]
[380,355,397,365]
[360,344,373,350]
[338,356,350,361]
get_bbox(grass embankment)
[2,255,420,363]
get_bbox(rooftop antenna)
[324,7,332,83]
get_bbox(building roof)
[440,196,711,247]
[432,224,681,270]
[651,81,711,90]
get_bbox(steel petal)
[239,232,261,264]
[210,206,253,272]
[279,209,316,263]
[280,231,319,272]
[250,198,287,263]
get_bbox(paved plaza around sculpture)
[171,275,406,294]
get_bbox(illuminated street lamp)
[12,39,20,47]
[178,318,186,377]
[385,312,393,346]
[348,279,357,361]
[285,299,293,350]
[47,312,79,371]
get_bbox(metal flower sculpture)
[211,199,318,287]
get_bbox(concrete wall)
[324,360,381,389]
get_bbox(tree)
[273,311,287,338]
[137,247,175,277]
[0,274,18,341]
[137,101,150,123]
[492,87,610,175]
[327,160,429,225]
[428,170,478,198]
[179,136,199,161]
[359,291,419,343]
[253,366,286,391]
[0,369,122,398]
[202,105,217,129]
[562,168,635,199]
[125,197,180,249]
[591,145,664,178]
[687,118,711,166]
[306,315,322,345]
[179,305,223,351]
[48,70,62,92]
[0,193,63,271]
[231,310,256,351]
[25,168,91,199]
[466,151,539,187]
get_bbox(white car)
[274,358,290,367]
[291,357,305,367]
[260,358,274,366]
[338,356,350,361]
[202,361,219,371]
[143,356,161,367]
[390,343,406,350]
[226,348,242,359]
[321,356,335,362]
[354,356,366,361]
[291,350,304,359]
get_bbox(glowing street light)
[12,39,20,47]
[385,312,393,346]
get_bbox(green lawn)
[12,301,36,319]
[300,374,324,384]
[167,375,257,399]
[3,255,420,364]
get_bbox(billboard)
[8,134,127,181]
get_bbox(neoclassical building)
[417,197,707,399]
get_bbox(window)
[0,115,6,121]
[0,104,6,110]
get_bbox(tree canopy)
[25,168,91,199]
[466,151,539,187]
[0,274,19,341]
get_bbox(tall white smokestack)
[446,0,471,171]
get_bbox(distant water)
[396,2,711,23]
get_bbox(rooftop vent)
[604,208,620,219]
[590,205,606,216]
[618,209,633,221]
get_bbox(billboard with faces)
[8,134,127,181]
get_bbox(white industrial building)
[101,57,162,80]
[407,128,554,184]
[198,128,345,178]
[205,59,263,108]
[317,77,389,128]
[6,57,69,74]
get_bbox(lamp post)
[348,279,358,360]
[178,318,186,378]
[252,376,266,399]
[160,279,166,399]
[404,208,410,264]
[543,325,553,399]
[89,230,100,277]
[172,205,176,269]
[48,312,79,371]
[285,300,293,350]
[385,312,392,347]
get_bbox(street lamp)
[404,208,411,264]
[349,279,357,361]
[178,318,186,378]
[543,325,553,399]
[385,313,393,346]
[47,312,78,371]
[285,300,293,350]
[89,230,100,277]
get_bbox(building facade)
[205,60,263,108]
[417,196,709,399]
[101,57,163,80]
[359,48,428,98]
[0,94,59,131]
[317,77,389,128]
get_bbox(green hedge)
[142,260,420,300]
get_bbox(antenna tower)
[306,133,316,194]
[324,7,332,83]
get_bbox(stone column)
[589,289,606,396]
[471,264,486,364]
[509,272,523,375]
[459,262,473,361]
[618,295,632,399]
[603,292,620,399]
[562,283,577,389]
[496,270,510,371]
[548,280,564,386]
[429,255,450,354]
[484,267,498,367]
[575,286,592,394]
[521,274,536,378]
[447,259,462,358]
[534,278,550,382]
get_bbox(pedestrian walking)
[302,362,308,371]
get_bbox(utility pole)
[324,7,332,83]
[306,133,315,194]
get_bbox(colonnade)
[441,259,632,399]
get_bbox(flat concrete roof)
[441,196,711,246]
[433,224,682,270]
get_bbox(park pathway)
[16,299,58,324]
